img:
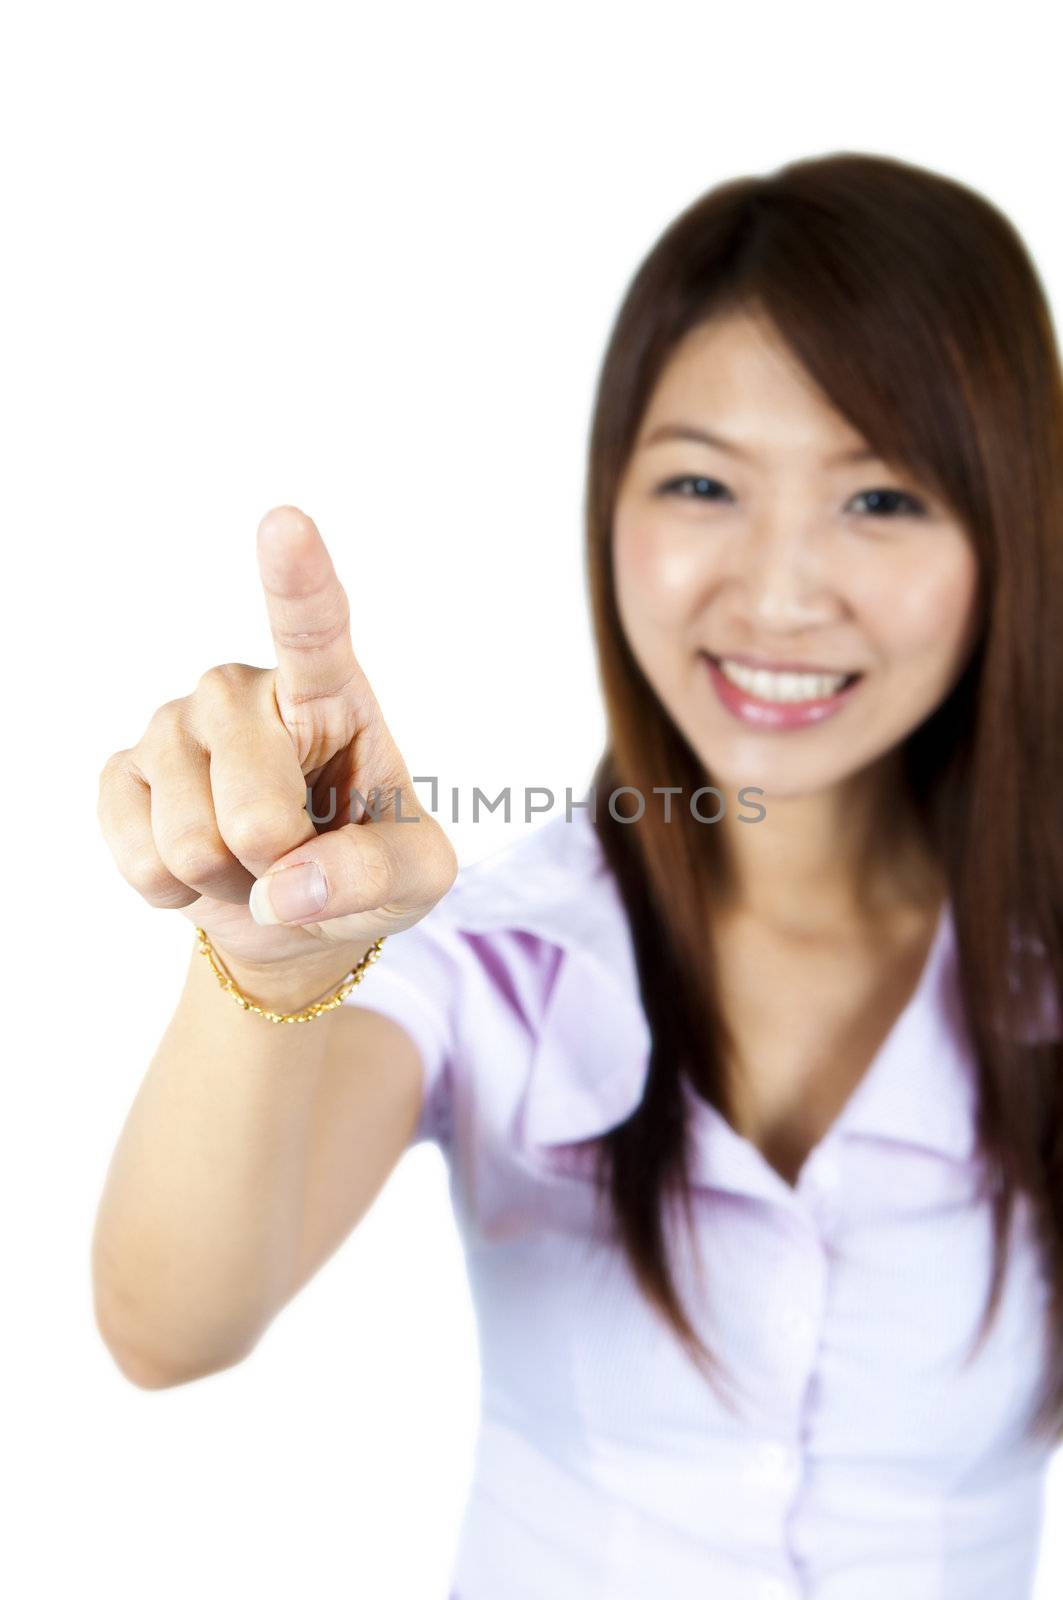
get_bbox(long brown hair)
[582,151,1063,1437]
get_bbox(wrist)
[200,938,381,1015]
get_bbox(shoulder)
[405,805,641,994]
[359,804,647,1056]
[437,806,612,937]
[344,805,651,1153]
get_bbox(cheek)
[860,547,980,668]
[614,512,708,629]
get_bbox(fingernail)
[249,862,328,925]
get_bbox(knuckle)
[163,827,233,887]
[272,594,350,657]
[124,851,190,906]
[145,697,192,743]
[221,802,299,864]
[98,746,129,781]
[194,663,258,709]
[97,748,132,804]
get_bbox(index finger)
[256,506,368,709]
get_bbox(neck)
[712,755,944,936]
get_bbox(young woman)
[93,151,1063,1599]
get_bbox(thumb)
[248,806,454,930]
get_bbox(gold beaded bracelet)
[194,926,387,1024]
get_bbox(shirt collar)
[447,808,980,1185]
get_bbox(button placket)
[788,1509,816,1560]
[797,1143,843,1236]
[780,1303,816,1342]
[777,1247,827,1350]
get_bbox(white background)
[3,2,1061,1594]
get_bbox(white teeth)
[718,658,851,702]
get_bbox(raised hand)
[97,507,457,971]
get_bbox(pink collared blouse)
[341,805,1059,1599]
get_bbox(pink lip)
[702,652,864,730]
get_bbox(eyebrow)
[640,422,882,467]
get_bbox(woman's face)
[612,310,982,803]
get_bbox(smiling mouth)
[703,652,863,703]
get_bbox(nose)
[725,511,842,631]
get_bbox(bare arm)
[92,507,455,1388]
[91,942,427,1388]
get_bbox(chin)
[684,734,872,805]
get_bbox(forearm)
[91,937,373,1386]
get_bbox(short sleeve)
[340,907,458,1150]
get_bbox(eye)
[656,474,733,502]
[848,487,927,518]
